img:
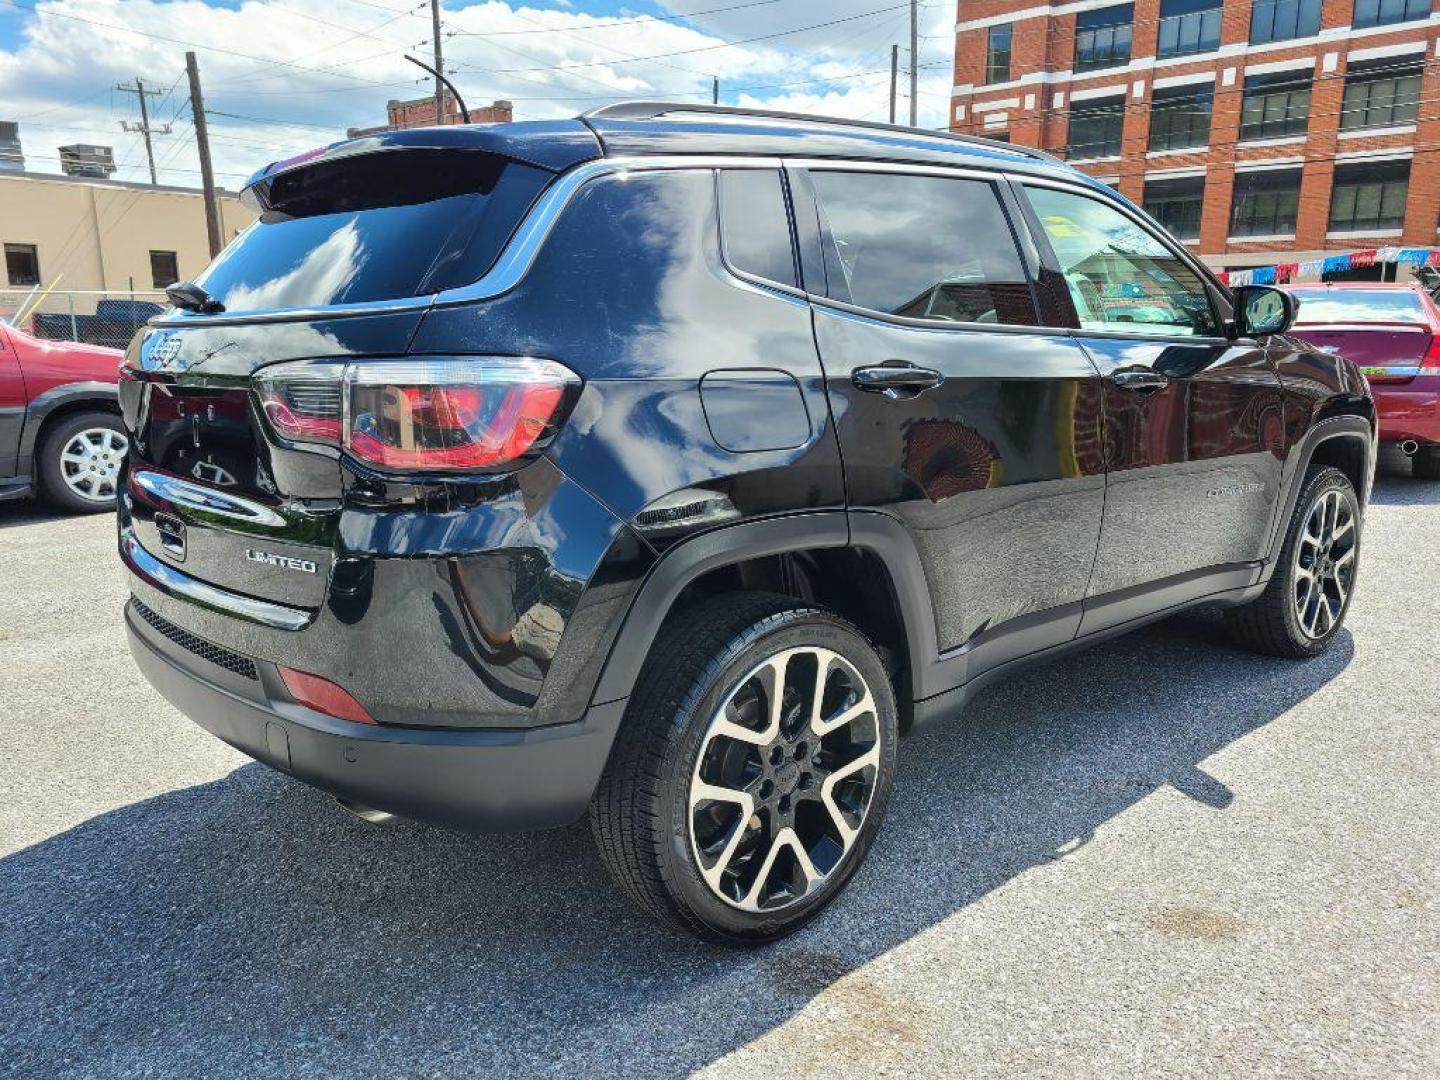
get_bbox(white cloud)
[0,0,958,189]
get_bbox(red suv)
[0,321,126,512]
[1283,282,1440,480]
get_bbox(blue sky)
[0,1,957,186]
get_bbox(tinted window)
[5,243,38,287]
[198,150,550,313]
[149,250,178,288]
[1329,160,1410,232]
[1075,4,1133,72]
[1289,288,1426,324]
[1143,176,1205,240]
[986,25,1013,84]
[719,169,797,287]
[1250,0,1320,43]
[1239,71,1311,141]
[1149,84,1213,151]
[1158,0,1221,57]
[1025,185,1218,337]
[1230,168,1302,237]
[810,171,1036,326]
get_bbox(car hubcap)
[688,646,881,913]
[60,427,128,503]
[1293,488,1357,639]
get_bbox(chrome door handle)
[852,364,944,399]
[1108,368,1170,393]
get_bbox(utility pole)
[890,44,899,124]
[116,77,171,184]
[185,52,222,259]
[431,0,445,125]
[712,76,720,105]
[909,0,918,127]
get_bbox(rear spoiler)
[241,121,603,210]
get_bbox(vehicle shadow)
[0,609,1353,1077]
[0,500,74,530]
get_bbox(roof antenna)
[404,54,471,124]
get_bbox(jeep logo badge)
[245,549,318,574]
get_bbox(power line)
[447,0,783,38]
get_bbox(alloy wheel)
[1293,487,1357,639]
[60,427,127,503]
[688,646,880,913]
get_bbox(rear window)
[197,150,551,313]
[1289,288,1428,325]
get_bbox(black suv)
[118,104,1375,942]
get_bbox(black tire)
[1226,465,1360,658]
[590,592,898,944]
[1414,449,1440,481]
[36,410,127,514]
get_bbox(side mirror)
[1232,285,1295,338]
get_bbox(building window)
[1329,160,1410,232]
[1157,0,1222,58]
[986,25,1013,84]
[1239,71,1311,141]
[1340,58,1423,130]
[1352,0,1430,29]
[1249,0,1321,44]
[1144,176,1207,240]
[1068,96,1127,159]
[1230,169,1302,236]
[4,243,38,287]
[149,250,179,289]
[1075,5,1133,72]
[1148,84,1214,151]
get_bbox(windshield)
[1289,288,1428,325]
[195,149,550,313]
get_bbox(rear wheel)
[1226,465,1360,658]
[36,410,127,513]
[590,593,898,943]
[1414,449,1440,481]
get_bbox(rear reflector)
[278,666,375,724]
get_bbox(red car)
[0,321,126,512]
[1283,282,1440,480]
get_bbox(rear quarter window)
[718,169,798,288]
[197,150,551,313]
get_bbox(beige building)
[0,169,256,317]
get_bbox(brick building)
[950,0,1440,275]
[347,94,513,138]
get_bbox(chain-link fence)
[0,288,167,350]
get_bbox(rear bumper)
[126,599,626,832]
[1375,380,1440,447]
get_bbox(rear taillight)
[1421,337,1440,376]
[253,357,578,473]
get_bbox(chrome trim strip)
[121,529,312,632]
[132,470,288,527]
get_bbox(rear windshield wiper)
[165,281,225,315]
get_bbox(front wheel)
[36,410,128,513]
[1226,465,1361,658]
[590,593,898,943]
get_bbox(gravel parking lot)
[1,464,1437,1079]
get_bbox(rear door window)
[197,150,551,313]
[718,169,798,288]
[807,170,1037,326]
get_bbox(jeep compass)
[118,104,1376,942]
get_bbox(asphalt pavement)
[1,463,1436,1078]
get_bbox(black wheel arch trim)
[588,509,946,710]
[1263,413,1376,576]
[17,381,121,474]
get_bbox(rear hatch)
[1287,287,1435,385]
[119,140,572,611]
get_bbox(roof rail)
[580,101,1061,165]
